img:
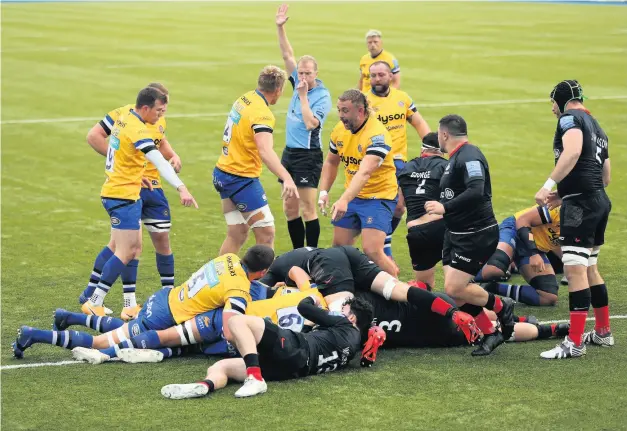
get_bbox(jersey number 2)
[415,178,426,195]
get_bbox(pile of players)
[12,3,613,399]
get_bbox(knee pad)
[247,205,275,229]
[562,246,590,266]
[529,274,559,296]
[224,210,246,226]
[485,249,511,274]
[588,246,601,266]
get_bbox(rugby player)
[214,66,298,255]
[275,4,332,249]
[476,204,562,306]
[535,80,613,359]
[318,90,399,276]
[258,246,482,344]
[358,30,400,92]
[398,132,447,288]
[80,87,197,318]
[425,115,515,356]
[359,290,570,348]
[366,61,431,259]
[161,295,374,399]
[11,246,274,359]
[81,83,180,320]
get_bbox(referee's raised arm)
[274,3,332,251]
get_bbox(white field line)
[2,314,626,371]
[2,95,626,126]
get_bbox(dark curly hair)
[344,296,374,333]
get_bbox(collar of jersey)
[448,141,468,157]
[255,89,269,106]
[352,116,370,134]
[130,109,145,124]
[370,49,384,59]
[370,87,391,98]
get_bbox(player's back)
[329,116,397,200]
[101,108,153,201]
[168,254,251,324]
[248,287,327,332]
[366,88,416,161]
[514,205,561,253]
[399,155,448,222]
[103,104,167,188]
[216,90,275,178]
[303,315,361,375]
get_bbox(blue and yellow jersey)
[216,90,276,178]
[329,116,397,200]
[514,205,561,253]
[168,254,252,324]
[359,50,400,93]
[100,104,167,189]
[101,109,156,201]
[366,88,417,162]
[248,287,327,332]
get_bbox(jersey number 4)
[223,117,234,144]
[105,146,116,172]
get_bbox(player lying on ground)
[66,287,337,364]
[161,295,376,399]
[12,246,274,359]
[260,246,482,344]
[474,205,563,306]
[355,290,569,348]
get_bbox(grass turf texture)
[2,1,627,430]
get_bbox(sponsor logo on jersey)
[163,209,169,217]
[554,149,561,159]
[398,101,405,107]
[131,323,141,336]
[151,179,159,186]
[336,140,343,148]
[222,146,229,156]
[444,188,454,199]
[454,253,471,263]
[159,125,164,133]
[203,316,211,328]
[357,144,363,153]
[377,113,405,125]
[366,216,373,224]
[340,155,362,167]
[226,255,237,277]
[215,261,225,276]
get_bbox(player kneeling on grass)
[12,246,274,360]
[161,295,375,399]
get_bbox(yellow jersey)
[514,205,561,253]
[366,88,417,162]
[168,254,252,324]
[216,90,276,178]
[101,109,156,201]
[359,50,400,93]
[248,287,327,332]
[329,116,398,200]
[101,104,167,189]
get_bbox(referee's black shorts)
[279,147,323,188]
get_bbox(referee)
[536,80,612,359]
[275,4,332,249]
[425,115,515,356]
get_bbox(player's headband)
[550,80,584,114]
[421,132,440,150]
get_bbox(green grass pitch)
[2,1,627,430]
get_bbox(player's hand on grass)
[276,4,289,26]
[281,178,299,200]
[169,154,182,173]
[141,177,154,191]
[529,254,545,273]
[177,185,198,208]
[424,200,444,215]
[331,198,348,222]
[296,80,308,98]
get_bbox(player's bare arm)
[391,72,401,89]
[158,137,182,173]
[602,158,611,187]
[535,129,583,205]
[331,154,381,221]
[515,208,547,273]
[254,131,299,200]
[408,111,431,140]
[318,151,341,213]
[86,123,109,156]
[287,266,313,290]
[276,4,297,76]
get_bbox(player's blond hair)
[365,29,382,39]
[297,55,318,71]
[258,65,287,93]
